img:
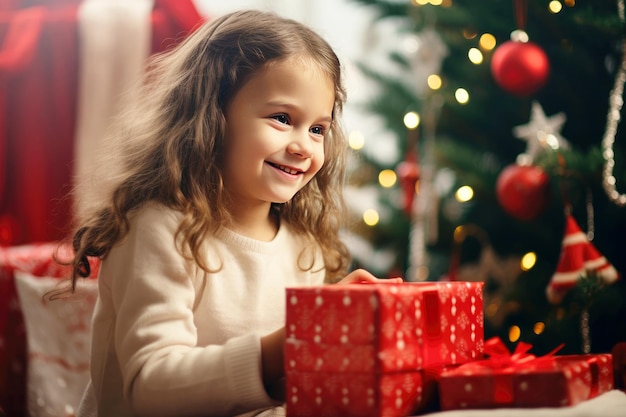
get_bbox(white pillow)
[15,271,98,417]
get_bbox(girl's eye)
[271,114,290,125]
[310,126,326,136]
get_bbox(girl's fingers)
[337,269,404,284]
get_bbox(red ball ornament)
[496,164,551,221]
[491,40,550,96]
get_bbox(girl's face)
[222,58,335,209]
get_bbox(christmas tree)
[346,0,626,355]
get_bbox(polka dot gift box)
[438,338,614,410]
[284,281,484,417]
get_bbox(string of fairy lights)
[602,0,626,207]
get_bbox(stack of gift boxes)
[284,281,615,416]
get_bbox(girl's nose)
[287,129,314,159]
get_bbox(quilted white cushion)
[15,271,97,417]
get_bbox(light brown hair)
[58,9,351,296]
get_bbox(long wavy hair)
[57,9,351,296]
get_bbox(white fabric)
[419,390,626,417]
[74,0,153,218]
[15,273,98,417]
[79,203,326,417]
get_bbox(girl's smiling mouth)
[267,161,303,175]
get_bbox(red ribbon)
[460,337,564,370]
[453,337,564,405]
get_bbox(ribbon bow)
[462,337,564,370]
[454,337,564,405]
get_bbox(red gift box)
[287,371,424,417]
[555,354,614,399]
[438,338,614,410]
[613,342,626,391]
[285,281,484,417]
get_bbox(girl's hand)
[336,268,403,285]
[260,327,286,400]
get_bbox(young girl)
[63,9,397,417]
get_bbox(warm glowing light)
[403,111,421,130]
[509,325,521,342]
[429,0,443,5]
[453,225,465,243]
[455,88,470,104]
[548,1,563,13]
[533,322,546,335]
[468,48,483,64]
[455,185,474,202]
[363,209,380,226]
[348,130,365,150]
[462,29,477,40]
[485,302,499,318]
[520,252,537,271]
[479,33,497,50]
[564,0,575,6]
[427,74,442,90]
[378,169,397,188]
[411,0,429,5]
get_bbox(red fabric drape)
[152,0,205,52]
[0,0,80,13]
[0,1,203,415]
[0,0,203,247]
[0,4,79,246]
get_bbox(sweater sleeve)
[106,205,276,416]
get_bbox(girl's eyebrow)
[266,101,333,123]
[315,115,334,124]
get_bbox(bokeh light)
[479,33,497,50]
[427,74,442,90]
[348,130,365,150]
[462,29,477,40]
[455,88,470,104]
[509,325,521,342]
[455,185,474,202]
[403,111,421,129]
[468,47,483,64]
[378,169,397,188]
[549,1,563,13]
[520,252,537,271]
[533,322,546,335]
[363,209,380,226]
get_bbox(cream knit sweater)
[78,203,325,417]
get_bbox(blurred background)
[2,0,625,356]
